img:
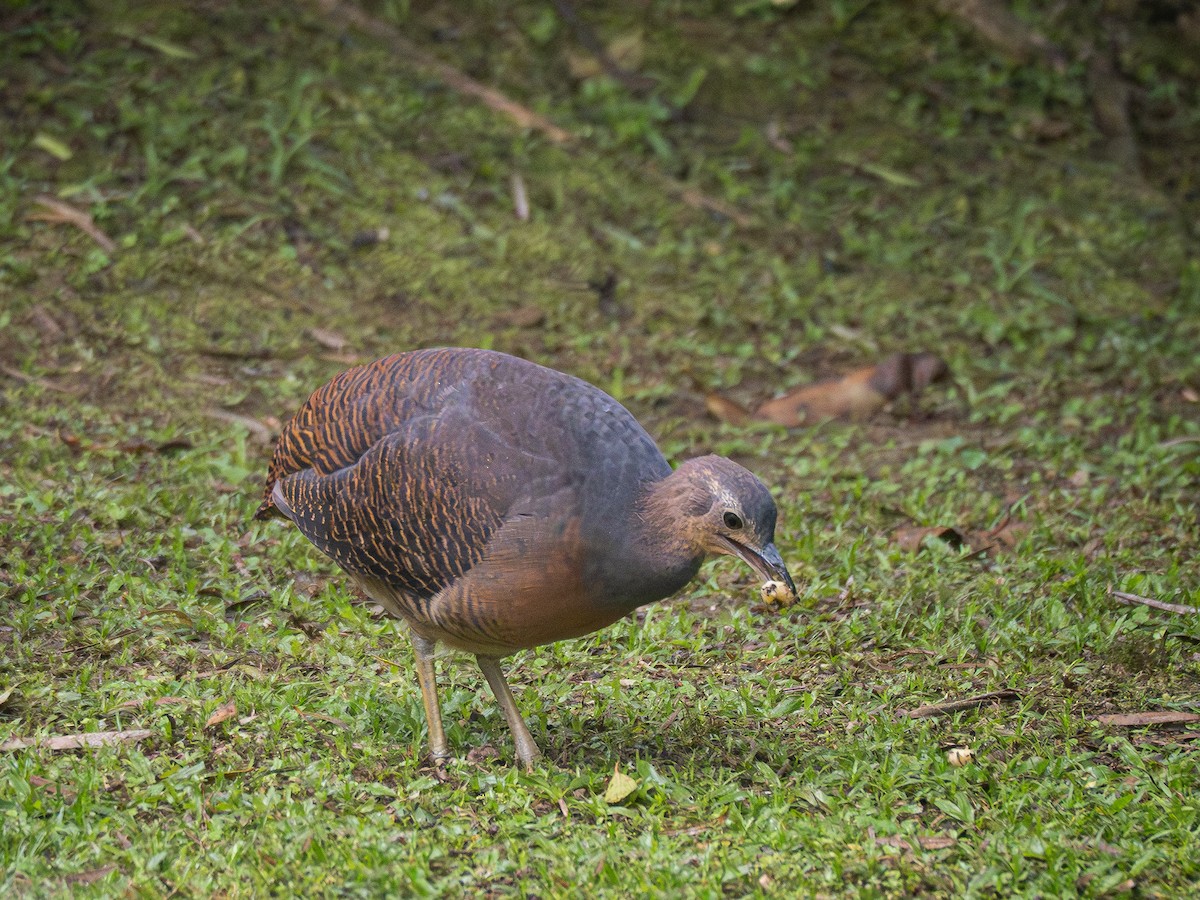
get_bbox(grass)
[2,0,1199,896]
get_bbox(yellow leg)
[410,633,450,764]
[477,655,541,771]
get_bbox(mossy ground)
[2,1,1199,896]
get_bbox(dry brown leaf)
[29,774,76,800]
[705,393,754,426]
[982,519,1028,551]
[892,525,966,553]
[754,352,948,426]
[467,745,501,764]
[0,729,153,752]
[1097,711,1200,728]
[205,700,237,728]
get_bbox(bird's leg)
[409,633,451,764]
[476,655,542,771]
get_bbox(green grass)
[2,0,1200,896]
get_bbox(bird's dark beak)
[716,536,797,601]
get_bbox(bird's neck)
[579,469,706,612]
[634,467,709,577]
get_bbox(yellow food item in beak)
[760,579,796,607]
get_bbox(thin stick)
[1110,589,1199,616]
[904,690,1020,719]
[317,0,572,144]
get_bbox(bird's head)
[647,455,797,605]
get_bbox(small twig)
[26,195,117,253]
[904,690,1021,719]
[1110,589,1200,616]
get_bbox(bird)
[255,347,795,769]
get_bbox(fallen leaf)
[752,352,948,426]
[985,520,1028,551]
[0,729,153,752]
[205,700,237,728]
[29,774,76,801]
[892,525,965,553]
[705,393,753,426]
[603,764,639,804]
[1097,711,1200,727]
[467,745,500,764]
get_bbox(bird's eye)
[723,511,744,530]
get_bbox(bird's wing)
[271,412,566,605]
[255,351,456,520]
